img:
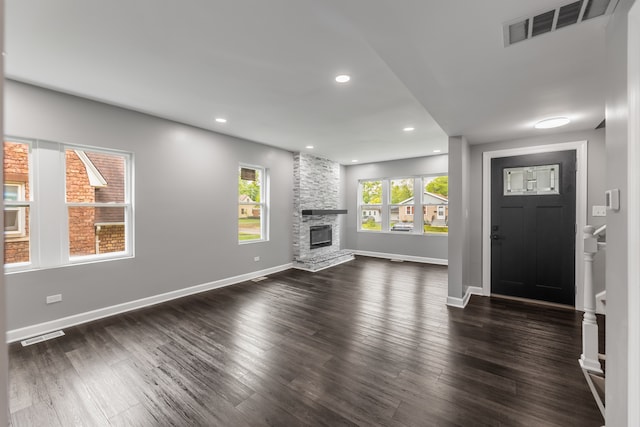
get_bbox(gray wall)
[448,136,470,300]
[604,0,635,423]
[4,81,294,331]
[0,1,9,423]
[466,129,607,293]
[343,155,448,260]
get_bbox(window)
[4,183,26,236]
[238,165,267,242]
[389,178,414,232]
[3,139,133,271]
[4,141,32,265]
[358,180,382,231]
[423,175,448,234]
[357,175,449,235]
[65,149,131,259]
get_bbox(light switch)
[592,206,607,217]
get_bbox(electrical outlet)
[592,205,607,217]
[46,294,62,304]
[254,256,260,262]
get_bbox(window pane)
[66,149,126,203]
[424,176,449,234]
[423,205,448,233]
[4,141,30,190]
[239,205,262,241]
[4,207,30,264]
[4,141,31,265]
[69,206,126,256]
[360,206,382,231]
[390,178,414,204]
[390,206,414,231]
[360,180,382,204]
[239,167,261,203]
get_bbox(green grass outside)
[239,217,261,241]
[424,225,448,233]
[361,222,382,231]
[239,233,261,241]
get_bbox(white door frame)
[482,141,588,309]
[627,1,639,423]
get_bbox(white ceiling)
[5,0,610,164]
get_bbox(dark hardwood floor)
[8,256,603,426]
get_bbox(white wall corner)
[446,286,482,309]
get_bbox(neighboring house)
[238,194,258,218]
[3,145,126,263]
[397,192,448,227]
[361,208,381,221]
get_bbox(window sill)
[357,229,448,237]
[239,239,269,245]
[4,253,134,275]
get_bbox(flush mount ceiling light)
[403,127,415,132]
[433,149,442,153]
[534,117,570,129]
[351,159,358,163]
[305,145,314,149]
[335,74,351,83]
[215,117,227,123]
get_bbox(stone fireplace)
[292,153,354,271]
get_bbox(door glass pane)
[504,164,560,196]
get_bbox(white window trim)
[358,176,452,236]
[64,145,133,263]
[4,137,134,272]
[4,182,27,237]
[238,164,269,244]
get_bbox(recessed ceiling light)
[351,159,358,163]
[433,149,442,153]
[335,74,351,83]
[215,117,227,123]
[306,145,314,149]
[403,127,415,132]
[534,117,570,129]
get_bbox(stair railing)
[580,224,605,373]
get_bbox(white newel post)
[580,225,603,373]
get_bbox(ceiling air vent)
[503,0,619,47]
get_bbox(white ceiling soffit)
[504,0,620,46]
[5,1,612,162]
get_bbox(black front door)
[491,150,576,305]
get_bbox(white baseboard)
[446,286,484,308]
[6,263,293,343]
[351,250,448,266]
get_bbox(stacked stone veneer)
[293,153,353,271]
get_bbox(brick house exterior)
[4,143,126,264]
[4,142,30,264]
